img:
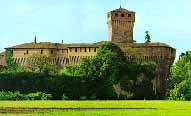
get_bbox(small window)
[51,50,53,54]
[41,49,43,54]
[115,13,118,17]
[26,50,28,54]
[75,48,77,52]
[85,48,87,52]
[128,14,131,17]
[121,13,125,17]
[94,48,97,52]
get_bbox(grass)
[0,100,191,116]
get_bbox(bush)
[80,96,87,100]
[62,94,69,100]
[0,91,52,100]
[169,79,191,100]
[26,92,52,100]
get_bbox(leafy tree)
[145,31,151,43]
[167,51,191,100]
[4,49,19,72]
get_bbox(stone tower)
[107,7,135,43]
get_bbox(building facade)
[3,7,176,98]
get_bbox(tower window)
[115,13,118,17]
[121,13,125,17]
[128,14,131,17]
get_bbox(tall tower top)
[107,7,135,43]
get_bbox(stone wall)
[0,55,5,66]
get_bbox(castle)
[0,7,176,98]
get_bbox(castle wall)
[0,55,5,66]
[120,44,176,98]
[68,47,98,64]
[13,49,57,57]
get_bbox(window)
[51,50,53,54]
[94,48,97,52]
[26,50,28,54]
[121,13,125,17]
[41,49,43,54]
[84,48,87,52]
[128,14,131,17]
[115,13,118,17]
[75,48,77,52]
[89,48,91,52]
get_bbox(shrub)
[62,94,69,100]
[80,96,87,100]
[0,91,52,100]
[169,79,191,100]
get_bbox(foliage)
[0,91,52,100]
[4,49,19,72]
[24,55,57,75]
[0,72,64,100]
[62,42,157,100]
[167,51,191,100]
[145,31,151,42]
[0,65,7,72]
[119,61,157,99]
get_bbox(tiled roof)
[6,41,106,49]
[6,41,174,50]
[7,42,57,49]
[119,42,175,49]
[110,7,135,13]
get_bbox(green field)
[0,100,191,116]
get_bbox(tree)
[145,31,151,43]
[167,51,191,100]
[4,49,19,72]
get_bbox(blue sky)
[0,0,191,59]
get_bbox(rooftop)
[110,7,135,13]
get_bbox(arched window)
[121,13,125,17]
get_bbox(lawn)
[0,100,191,116]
